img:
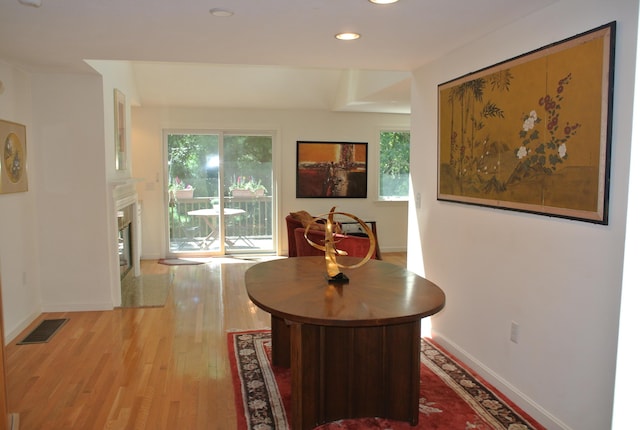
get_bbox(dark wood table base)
[246,258,445,430]
[273,315,421,430]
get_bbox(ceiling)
[0,0,557,113]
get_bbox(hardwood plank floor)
[4,253,406,430]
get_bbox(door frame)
[163,128,278,257]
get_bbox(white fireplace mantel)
[112,179,140,211]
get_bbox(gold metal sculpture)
[303,206,376,282]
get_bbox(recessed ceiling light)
[369,0,399,4]
[209,8,233,17]
[335,32,361,41]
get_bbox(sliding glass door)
[166,130,274,256]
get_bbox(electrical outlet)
[510,321,520,344]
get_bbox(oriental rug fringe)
[228,330,545,430]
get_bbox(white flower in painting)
[516,146,528,159]
[523,110,538,131]
[523,118,535,131]
[558,143,567,158]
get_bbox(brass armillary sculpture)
[303,207,376,282]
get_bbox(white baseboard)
[5,310,40,345]
[141,253,164,260]
[6,305,113,344]
[41,303,114,312]
[380,246,407,253]
[432,332,571,430]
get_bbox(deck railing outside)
[170,196,273,251]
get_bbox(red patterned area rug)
[228,330,545,430]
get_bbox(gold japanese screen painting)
[437,22,615,224]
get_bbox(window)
[379,130,410,200]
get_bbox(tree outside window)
[379,131,410,200]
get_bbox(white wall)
[88,60,139,307]
[612,4,640,426]
[409,1,638,429]
[30,73,113,312]
[0,64,118,341]
[132,107,410,259]
[0,61,41,341]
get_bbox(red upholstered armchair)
[286,214,310,257]
[293,228,382,260]
[285,212,381,260]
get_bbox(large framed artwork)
[437,22,615,224]
[0,119,28,194]
[114,89,127,171]
[296,141,368,198]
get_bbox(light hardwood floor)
[5,253,406,430]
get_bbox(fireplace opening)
[118,204,134,279]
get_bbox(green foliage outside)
[379,131,410,198]
[167,134,272,198]
[168,134,218,197]
[223,135,273,194]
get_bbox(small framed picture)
[1,119,28,194]
[114,89,127,171]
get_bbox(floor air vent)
[18,318,69,345]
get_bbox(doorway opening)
[166,131,274,256]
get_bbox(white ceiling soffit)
[129,62,411,113]
[1,0,558,113]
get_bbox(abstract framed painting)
[0,119,28,194]
[296,141,368,198]
[437,22,616,224]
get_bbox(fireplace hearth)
[112,180,141,291]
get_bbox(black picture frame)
[437,22,615,224]
[296,141,368,198]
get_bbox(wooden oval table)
[245,256,446,430]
